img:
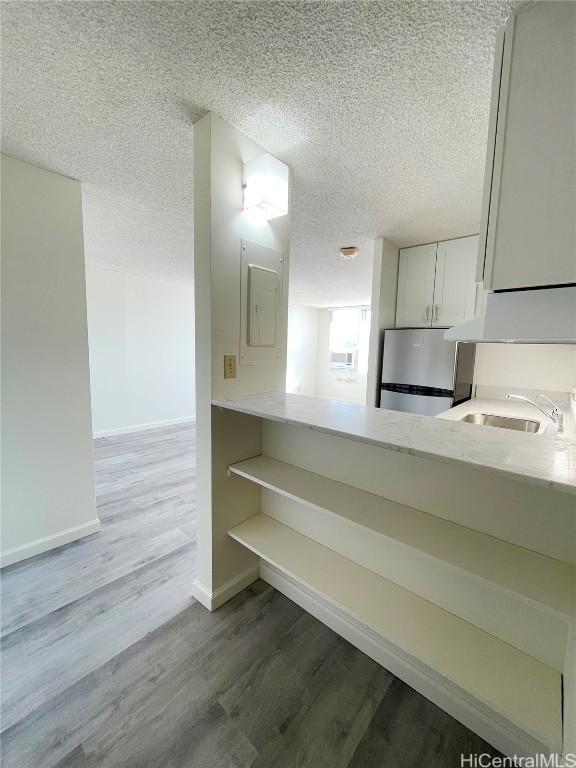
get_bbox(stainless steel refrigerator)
[379,328,475,416]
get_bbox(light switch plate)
[223,354,237,379]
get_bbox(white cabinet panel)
[395,244,437,328]
[433,236,478,327]
[475,283,488,319]
[480,2,576,290]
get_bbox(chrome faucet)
[506,393,564,434]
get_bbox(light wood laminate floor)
[1,422,499,767]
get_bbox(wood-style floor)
[1,422,499,767]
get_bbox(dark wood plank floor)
[1,422,499,767]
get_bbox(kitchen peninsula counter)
[212,392,576,495]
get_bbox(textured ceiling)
[1,0,519,306]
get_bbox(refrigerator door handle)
[423,305,430,324]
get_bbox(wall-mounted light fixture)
[243,153,289,221]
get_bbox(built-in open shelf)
[228,455,574,669]
[229,513,562,755]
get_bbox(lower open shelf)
[229,513,563,757]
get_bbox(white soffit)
[1,0,520,303]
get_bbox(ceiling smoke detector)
[339,246,358,260]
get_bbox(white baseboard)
[93,416,195,439]
[0,519,102,568]
[192,565,260,612]
[261,562,550,760]
[191,579,214,610]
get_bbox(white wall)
[195,114,290,404]
[86,266,195,436]
[315,309,368,405]
[287,237,399,407]
[286,304,371,404]
[286,305,319,396]
[1,155,99,567]
[366,238,399,406]
[473,344,576,394]
[193,113,291,604]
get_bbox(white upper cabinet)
[478,2,576,291]
[395,237,478,328]
[395,243,437,327]
[433,236,478,327]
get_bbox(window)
[328,307,371,372]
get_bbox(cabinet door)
[395,244,437,327]
[475,283,489,318]
[481,2,576,289]
[433,236,478,327]
[477,28,505,284]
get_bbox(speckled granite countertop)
[212,392,576,495]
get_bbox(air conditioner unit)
[330,350,357,369]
